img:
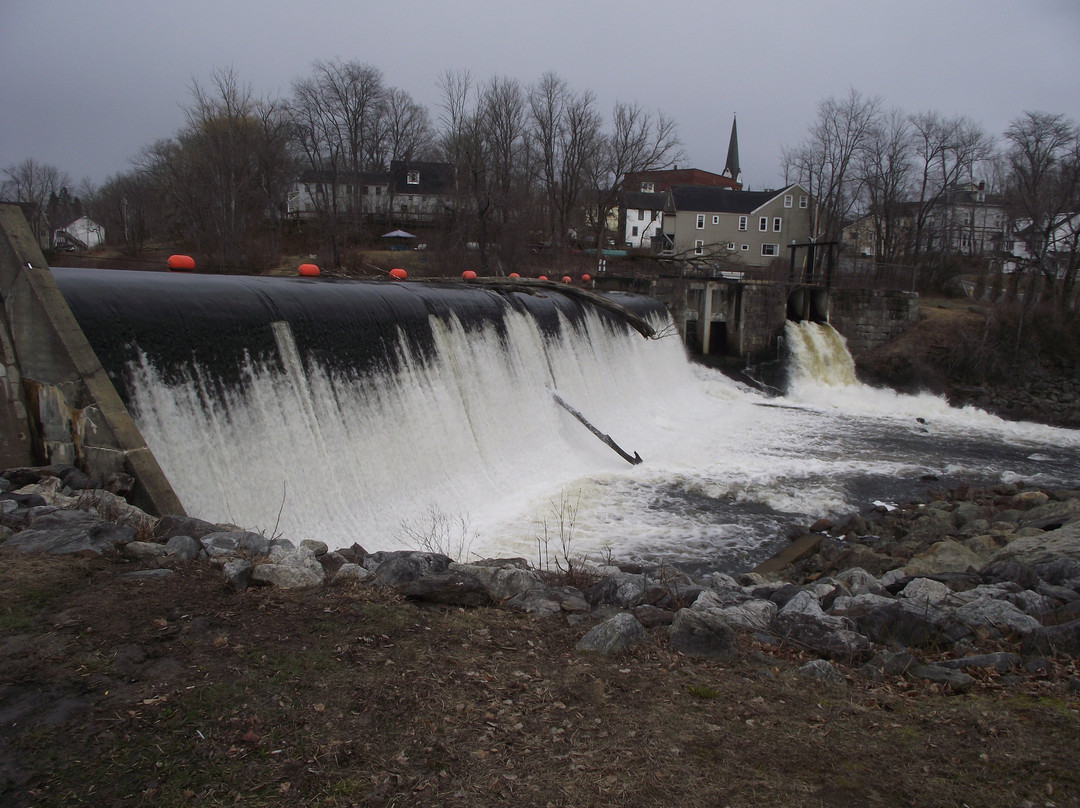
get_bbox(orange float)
[389,268,408,280]
[581,273,591,282]
[537,275,548,281]
[461,270,477,280]
[298,263,320,277]
[508,272,520,279]
[561,275,572,283]
[167,254,195,271]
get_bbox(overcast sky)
[2,0,1078,193]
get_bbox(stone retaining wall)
[829,289,920,356]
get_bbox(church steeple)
[723,114,742,187]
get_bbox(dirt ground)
[2,550,1079,808]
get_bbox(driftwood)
[553,393,643,465]
[467,277,657,340]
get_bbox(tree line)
[2,63,682,274]
[3,70,1078,305]
[782,89,1080,308]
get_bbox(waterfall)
[52,268,1080,572]
[784,320,858,394]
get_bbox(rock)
[398,571,492,607]
[856,600,969,648]
[153,514,223,542]
[633,604,675,627]
[669,609,738,662]
[979,559,1040,589]
[252,547,325,589]
[1017,499,1080,530]
[695,598,777,632]
[903,540,985,576]
[1021,619,1080,656]
[4,510,135,555]
[575,613,645,655]
[119,568,174,580]
[300,539,328,556]
[936,652,1021,673]
[449,561,544,600]
[794,658,846,687]
[368,552,452,587]
[222,559,253,592]
[950,598,1041,638]
[833,567,888,596]
[121,540,168,562]
[333,563,373,583]
[908,664,974,693]
[991,522,1080,567]
[164,534,202,560]
[201,531,270,558]
[898,577,951,604]
[503,588,562,617]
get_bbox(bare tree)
[380,87,435,165]
[782,88,883,245]
[529,72,603,249]
[1,157,72,247]
[1003,111,1080,306]
[856,108,915,261]
[588,101,682,256]
[141,66,294,270]
[89,171,161,254]
[907,112,993,263]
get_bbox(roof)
[667,184,806,215]
[622,191,668,210]
[389,160,456,195]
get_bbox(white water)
[126,312,1080,573]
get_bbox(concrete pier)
[0,204,183,516]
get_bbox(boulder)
[575,613,646,655]
[398,571,492,607]
[4,510,135,555]
[903,540,985,577]
[164,535,202,560]
[252,546,325,589]
[950,598,1041,638]
[154,514,223,542]
[333,563,373,583]
[908,664,974,693]
[990,522,1080,567]
[449,561,545,601]
[898,577,951,605]
[936,652,1021,674]
[222,559,253,592]
[794,658,846,687]
[669,609,738,662]
[121,540,168,562]
[1020,619,1080,656]
[368,552,452,587]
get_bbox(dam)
[3,205,1079,572]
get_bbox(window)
[631,226,639,237]
[727,242,736,250]
[784,194,793,208]
[773,217,782,232]
[696,214,705,229]
[407,171,420,185]
[738,216,748,231]
[712,215,720,225]
[759,217,768,231]
[761,243,779,257]
[799,195,808,208]
[694,239,704,255]
[640,181,654,192]
[638,209,646,221]
[741,244,749,251]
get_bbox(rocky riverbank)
[4,465,1079,692]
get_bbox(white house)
[53,216,104,250]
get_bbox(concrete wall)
[829,289,920,357]
[0,204,184,516]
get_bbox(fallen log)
[553,393,642,465]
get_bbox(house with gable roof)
[658,183,812,267]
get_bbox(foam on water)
[125,310,1080,573]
